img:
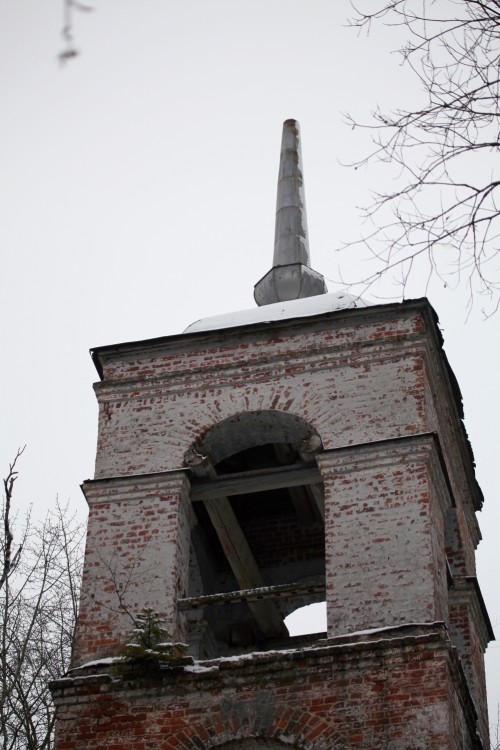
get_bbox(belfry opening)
[183,411,326,658]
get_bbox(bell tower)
[52,120,493,750]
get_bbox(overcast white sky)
[1,0,498,731]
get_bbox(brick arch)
[195,409,320,465]
[162,708,349,750]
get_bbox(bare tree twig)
[59,0,94,64]
[0,455,84,749]
[0,448,25,592]
[343,0,500,316]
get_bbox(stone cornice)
[450,576,495,649]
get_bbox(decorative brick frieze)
[93,305,427,384]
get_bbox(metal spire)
[254,119,327,306]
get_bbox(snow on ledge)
[63,622,444,683]
[70,656,127,670]
[184,292,369,334]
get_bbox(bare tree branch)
[0,455,84,750]
[59,0,94,64]
[344,0,500,316]
[0,448,25,592]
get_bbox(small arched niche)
[182,411,326,659]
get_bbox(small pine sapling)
[124,608,188,664]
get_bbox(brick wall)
[52,626,480,750]
[92,312,427,480]
[319,435,451,635]
[64,300,491,748]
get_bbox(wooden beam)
[272,444,316,524]
[308,483,325,522]
[178,579,326,610]
[184,449,288,639]
[202,498,288,637]
[189,463,322,502]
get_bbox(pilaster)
[73,470,191,666]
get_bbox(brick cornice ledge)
[318,431,448,474]
[81,469,190,505]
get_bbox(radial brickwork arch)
[196,409,320,466]
[178,713,350,750]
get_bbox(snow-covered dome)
[184,291,369,334]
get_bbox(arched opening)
[180,411,326,659]
[198,410,315,465]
